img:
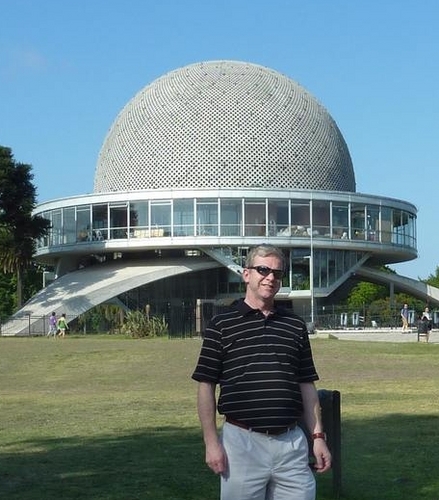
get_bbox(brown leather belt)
[225,416,297,436]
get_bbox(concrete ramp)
[355,267,439,305]
[1,258,220,336]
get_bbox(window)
[312,200,330,237]
[77,205,91,242]
[268,200,288,236]
[63,207,76,244]
[244,200,266,236]
[197,199,218,236]
[332,203,349,239]
[366,205,379,241]
[290,201,310,237]
[151,201,171,236]
[174,200,194,236]
[110,203,128,239]
[351,204,365,240]
[220,199,242,236]
[92,204,108,240]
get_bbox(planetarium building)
[7,60,425,335]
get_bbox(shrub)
[120,310,168,338]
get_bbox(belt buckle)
[266,424,295,436]
[263,427,284,436]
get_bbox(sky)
[1,0,438,281]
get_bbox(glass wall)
[50,209,63,246]
[381,206,392,243]
[332,203,349,239]
[151,201,171,236]
[110,203,128,239]
[392,209,416,247]
[36,195,417,252]
[40,210,50,247]
[92,204,108,240]
[174,199,194,236]
[312,200,330,237]
[76,205,91,242]
[63,207,76,244]
[244,200,266,236]
[366,205,379,242]
[268,200,289,236]
[196,199,218,236]
[220,199,242,236]
[314,249,366,288]
[290,201,310,237]
[351,203,365,240]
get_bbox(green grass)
[0,335,438,499]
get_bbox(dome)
[94,60,355,193]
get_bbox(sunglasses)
[247,266,284,280]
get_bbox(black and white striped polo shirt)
[192,299,319,432]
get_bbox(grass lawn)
[0,335,438,499]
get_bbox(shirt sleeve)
[297,328,320,383]
[191,320,223,383]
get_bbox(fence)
[2,304,437,338]
[0,314,47,337]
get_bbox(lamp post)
[290,249,314,325]
[298,254,314,325]
[309,227,315,325]
[310,252,315,325]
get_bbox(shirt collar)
[235,298,278,317]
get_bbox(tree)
[0,146,50,310]
[424,266,439,289]
[347,281,388,309]
[0,270,15,320]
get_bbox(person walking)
[192,244,331,500]
[57,313,69,337]
[421,307,432,340]
[417,314,431,342]
[400,303,409,332]
[47,311,57,337]
[421,306,431,322]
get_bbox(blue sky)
[1,0,438,281]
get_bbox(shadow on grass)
[1,413,438,500]
[0,427,217,500]
[338,412,439,500]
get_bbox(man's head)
[245,244,286,270]
[243,245,286,309]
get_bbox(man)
[192,244,331,500]
[401,303,409,332]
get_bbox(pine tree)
[0,146,50,309]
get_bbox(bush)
[120,310,168,338]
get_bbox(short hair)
[245,244,286,269]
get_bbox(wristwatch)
[312,432,327,441]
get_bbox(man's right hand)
[206,440,228,475]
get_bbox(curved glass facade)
[36,190,417,251]
[34,189,417,302]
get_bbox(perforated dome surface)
[94,60,355,193]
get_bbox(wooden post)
[195,299,202,336]
[318,389,342,498]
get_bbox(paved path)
[315,329,439,343]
